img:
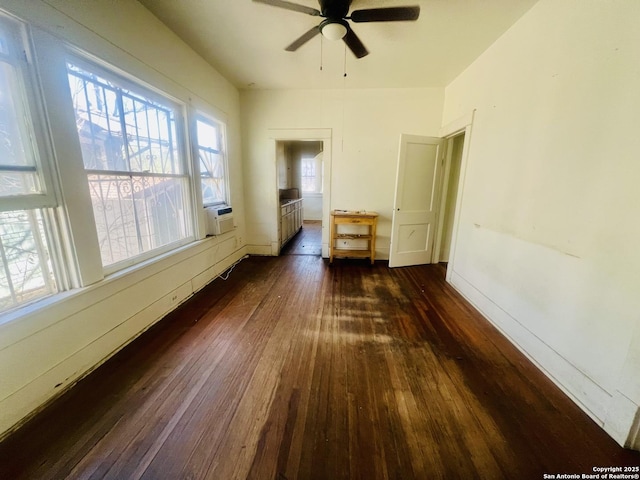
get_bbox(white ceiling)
[139,0,538,90]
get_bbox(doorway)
[277,140,323,256]
[438,133,465,264]
[268,128,332,257]
[434,110,475,280]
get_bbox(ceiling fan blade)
[253,0,321,17]
[343,25,369,58]
[285,25,321,51]
[351,6,420,23]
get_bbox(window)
[196,116,227,206]
[0,16,58,313]
[1,12,236,317]
[0,211,57,312]
[66,60,193,269]
[301,154,322,194]
[300,157,316,193]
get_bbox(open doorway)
[276,140,323,256]
[438,132,465,264]
[426,111,474,279]
[268,128,332,257]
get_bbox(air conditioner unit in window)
[205,206,234,236]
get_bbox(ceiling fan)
[253,0,420,58]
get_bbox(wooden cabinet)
[280,199,303,248]
[329,210,378,265]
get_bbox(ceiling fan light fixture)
[321,21,347,41]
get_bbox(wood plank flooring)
[0,255,638,479]
[281,221,322,256]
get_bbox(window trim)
[0,15,65,314]
[194,113,229,208]
[64,51,196,274]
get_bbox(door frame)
[267,128,332,256]
[433,111,475,282]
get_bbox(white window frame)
[194,113,229,208]
[0,15,57,211]
[0,15,65,314]
[64,53,196,275]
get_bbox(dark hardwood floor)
[281,221,322,256]
[0,254,638,479]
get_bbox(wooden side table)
[329,210,379,265]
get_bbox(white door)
[389,134,445,268]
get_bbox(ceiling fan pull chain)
[343,43,347,77]
[320,34,323,71]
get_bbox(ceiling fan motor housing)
[319,0,352,19]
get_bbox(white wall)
[241,88,444,258]
[443,0,640,447]
[0,0,246,439]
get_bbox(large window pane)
[0,55,40,196]
[0,210,56,311]
[122,94,180,175]
[87,173,190,266]
[66,69,124,171]
[67,61,192,269]
[0,171,38,196]
[200,149,225,205]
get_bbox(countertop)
[280,198,302,206]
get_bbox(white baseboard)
[632,413,640,450]
[449,270,612,429]
[246,244,274,256]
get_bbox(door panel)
[400,143,439,209]
[397,222,429,252]
[389,134,444,268]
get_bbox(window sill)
[0,235,230,347]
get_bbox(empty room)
[0,0,639,478]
